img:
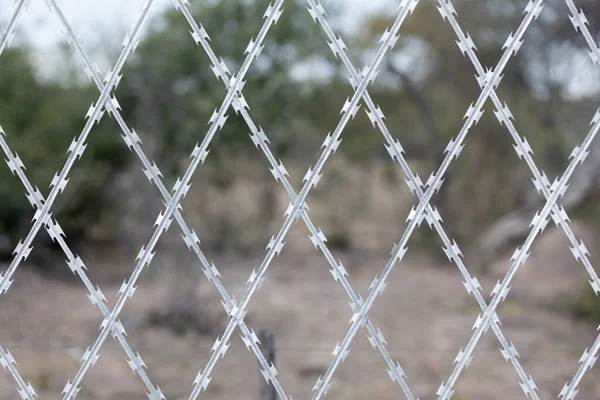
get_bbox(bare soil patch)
[0,247,599,400]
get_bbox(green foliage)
[2,0,595,263]
[118,0,343,179]
[0,47,128,252]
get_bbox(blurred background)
[1,0,600,398]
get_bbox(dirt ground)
[1,230,600,400]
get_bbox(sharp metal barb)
[291,0,421,398]
[2,6,164,395]
[9,1,166,398]
[434,0,600,398]
[306,0,540,397]
[0,345,36,400]
[186,0,417,397]
[0,0,31,56]
[437,44,600,400]
[175,0,414,398]
[438,0,600,299]
[35,0,291,397]
[557,2,600,398]
[0,132,164,400]
[0,0,158,302]
[0,3,61,399]
[307,0,544,398]
[0,0,596,398]
[431,0,600,398]
[437,2,600,398]
[38,1,284,399]
[172,3,288,398]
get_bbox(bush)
[0,47,129,265]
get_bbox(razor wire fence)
[1,0,600,399]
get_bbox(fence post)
[257,328,276,400]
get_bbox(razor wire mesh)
[0,0,599,399]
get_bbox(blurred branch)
[473,138,600,268]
